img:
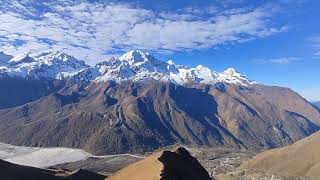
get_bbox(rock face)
[0,159,105,180]
[0,50,319,154]
[217,131,320,180]
[108,147,211,180]
[159,147,212,180]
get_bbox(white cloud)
[0,0,287,65]
[255,57,301,64]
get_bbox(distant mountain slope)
[0,80,319,154]
[0,77,67,109]
[0,159,105,180]
[108,147,211,180]
[314,101,320,109]
[0,50,319,154]
[217,131,320,180]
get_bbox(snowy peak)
[51,51,75,61]
[167,60,174,65]
[195,65,212,72]
[218,68,254,85]
[119,50,167,67]
[9,53,35,65]
[222,68,248,79]
[32,51,87,66]
[0,51,88,79]
[94,50,254,86]
[94,50,170,82]
[0,50,255,86]
[223,68,238,76]
[119,50,152,64]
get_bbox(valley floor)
[1,139,318,180]
[0,142,257,178]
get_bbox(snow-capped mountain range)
[0,50,255,86]
[0,51,88,80]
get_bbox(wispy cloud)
[0,0,287,64]
[299,88,320,102]
[254,57,301,65]
[314,51,320,57]
[307,35,320,58]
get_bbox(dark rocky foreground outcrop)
[108,147,212,180]
[0,159,105,180]
[0,78,319,154]
[159,147,212,180]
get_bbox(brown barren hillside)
[1,81,320,155]
[217,131,320,180]
[108,151,163,180]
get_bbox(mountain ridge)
[0,51,88,80]
[0,79,319,154]
[0,50,319,155]
[0,50,254,86]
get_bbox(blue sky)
[0,0,319,101]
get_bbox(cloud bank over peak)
[0,0,287,64]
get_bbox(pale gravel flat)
[0,142,144,169]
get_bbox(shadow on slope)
[0,159,105,180]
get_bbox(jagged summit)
[167,59,175,65]
[9,53,34,65]
[93,50,254,85]
[218,67,254,85]
[119,50,155,64]
[32,51,85,64]
[0,51,88,79]
[223,68,237,75]
[0,50,255,86]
